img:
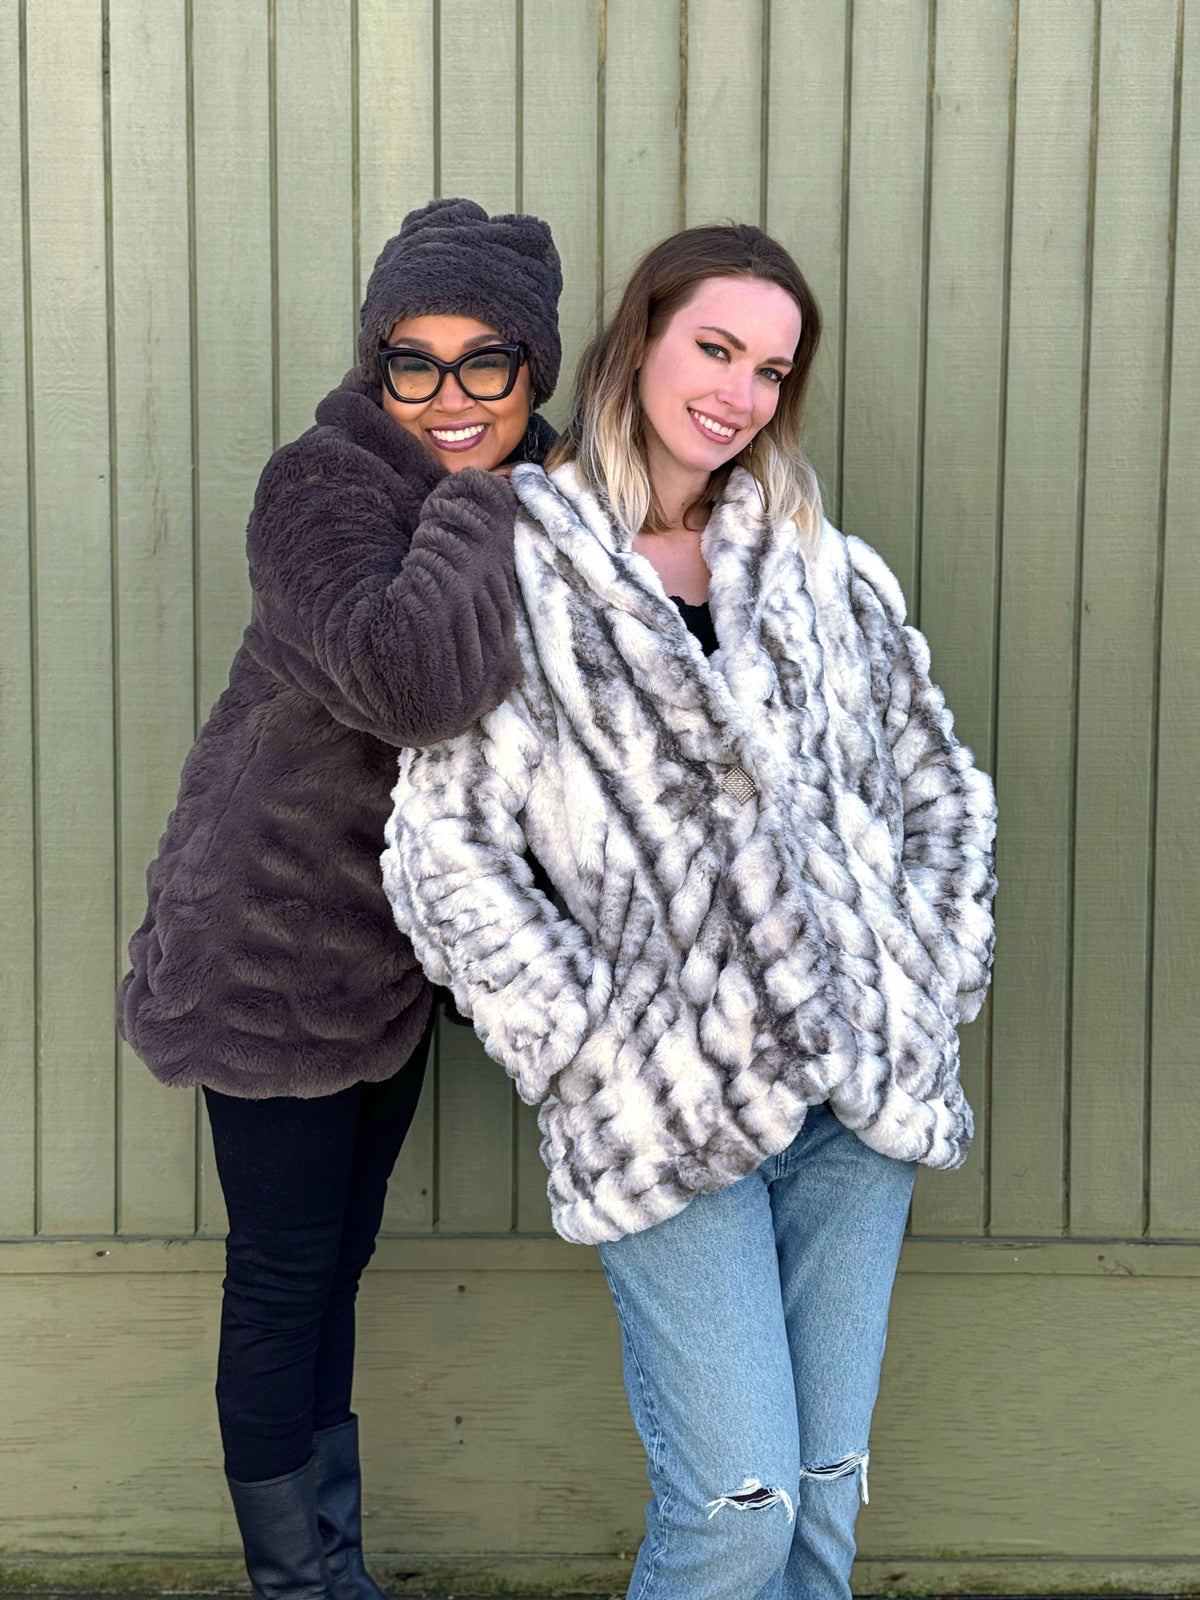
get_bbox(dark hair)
[548,223,823,535]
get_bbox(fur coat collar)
[382,461,996,1243]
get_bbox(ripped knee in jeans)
[705,1476,795,1524]
[800,1449,871,1505]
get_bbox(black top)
[671,596,718,657]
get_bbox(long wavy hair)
[547,223,824,540]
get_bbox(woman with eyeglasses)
[118,198,561,1600]
[382,223,996,1599]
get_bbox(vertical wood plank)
[196,1110,228,1238]
[27,0,116,1234]
[430,0,517,1230]
[840,0,932,599]
[439,0,517,216]
[192,0,271,722]
[357,0,435,299]
[0,0,36,1233]
[275,0,354,442]
[435,1025,514,1235]
[986,0,1095,1236]
[515,1097,553,1233]
[380,1053,435,1233]
[685,0,764,228]
[602,0,681,313]
[765,0,849,516]
[109,0,198,1233]
[1149,4,1197,1239]
[1069,0,1178,1236]
[521,0,598,429]
[910,0,1014,1235]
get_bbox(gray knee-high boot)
[225,1458,335,1600]
[311,1416,389,1600]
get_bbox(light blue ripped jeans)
[597,1103,917,1600]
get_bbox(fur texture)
[382,461,996,1245]
[358,198,563,404]
[118,373,552,1098]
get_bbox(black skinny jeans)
[203,1008,434,1483]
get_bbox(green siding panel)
[439,0,517,216]
[1069,0,1179,1238]
[521,0,599,427]
[909,0,1013,1236]
[765,0,849,519]
[275,0,356,443]
[0,0,36,1235]
[1150,2,1199,1240]
[685,0,764,228]
[987,0,1095,1237]
[601,0,681,309]
[109,0,198,1234]
[380,1022,436,1234]
[27,0,117,1235]
[357,0,436,295]
[192,0,269,721]
[435,1024,514,1234]
[840,0,931,602]
[1,1254,1198,1565]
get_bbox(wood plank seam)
[102,0,122,1239]
[17,0,43,1238]
[835,0,853,527]
[1142,0,1188,1238]
[1063,0,1104,1238]
[350,0,360,364]
[982,0,1021,1239]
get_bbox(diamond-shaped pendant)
[721,766,758,804]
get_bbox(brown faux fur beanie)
[358,197,563,406]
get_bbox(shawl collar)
[510,461,805,803]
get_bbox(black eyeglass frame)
[377,340,528,404]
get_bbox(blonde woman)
[382,225,996,1600]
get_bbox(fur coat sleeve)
[846,537,997,1023]
[246,410,522,748]
[381,674,604,1106]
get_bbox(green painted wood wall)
[1,0,1197,1590]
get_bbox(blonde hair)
[548,224,825,543]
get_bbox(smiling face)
[381,314,533,472]
[636,275,803,487]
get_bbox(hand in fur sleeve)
[381,695,604,1105]
[246,430,523,748]
[848,538,998,1024]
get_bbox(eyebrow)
[698,325,794,367]
[390,331,502,354]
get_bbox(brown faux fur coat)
[118,372,550,1097]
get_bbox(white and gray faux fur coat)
[381,461,997,1245]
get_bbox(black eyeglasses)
[377,341,527,404]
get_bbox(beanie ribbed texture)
[358,197,563,407]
